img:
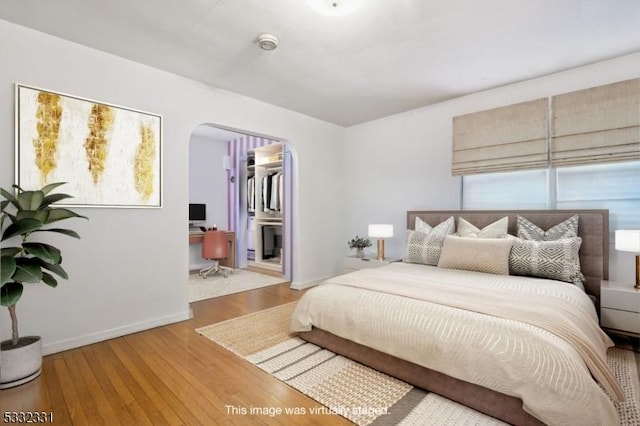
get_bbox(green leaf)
[34,228,81,239]
[1,256,16,285]
[1,199,8,212]
[0,247,21,257]
[12,258,43,283]
[45,208,88,224]
[1,218,43,241]
[0,187,19,208]
[23,243,61,264]
[42,193,74,207]
[16,209,49,223]
[41,182,67,195]
[33,258,68,280]
[41,272,58,288]
[1,282,23,307]
[17,190,45,211]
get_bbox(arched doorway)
[188,124,295,281]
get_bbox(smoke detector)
[257,33,279,51]
[307,0,361,16]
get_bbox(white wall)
[189,134,228,230]
[345,51,640,282]
[188,133,228,269]
[0,19,345,352]
[344,103,461,259]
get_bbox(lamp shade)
[368,224,394,239]
[615,230,640,253]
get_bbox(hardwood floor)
[1,282,352,425]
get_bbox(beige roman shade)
[452,98,548,175]
[551,78,640,167]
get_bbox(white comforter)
[290,262,620,426]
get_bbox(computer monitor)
[189,203,206,223]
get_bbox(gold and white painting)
[16,84,162,207]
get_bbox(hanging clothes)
[269,171,282,211]
[247,176,255,212]
[259,170,282,213]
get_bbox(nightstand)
[344,256,401,273]
[600,280,640,336]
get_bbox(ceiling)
[2,0,640,126]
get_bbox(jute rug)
[197,302,640,425]
[188,269,286,302]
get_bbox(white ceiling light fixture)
[257,33,279,51]
[307,0,362,16]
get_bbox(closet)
[246,143,285,272]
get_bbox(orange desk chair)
[199,230,234,278]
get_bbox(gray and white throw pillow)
[404,216,455,266]
[516,214,584,283]
[517,215,579,240]
[509,237,583,284]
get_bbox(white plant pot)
[0,336,42,389]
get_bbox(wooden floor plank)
[126,333,222,424]
[67,349,125,425]
[88,343,169,426]
[40,354,72,424]
[78,346,140,426]
[1,281,351,425]
[51,356,91,425]
[108,338,195,425]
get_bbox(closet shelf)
[256,216,282,223]
[256,160,282,168]
[246,142,285,275]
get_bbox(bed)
[290,210,623,426]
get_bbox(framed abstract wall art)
[15,84,162,208]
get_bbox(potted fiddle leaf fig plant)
[0,182,87,389]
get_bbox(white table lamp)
[368,224,393,261]
[615,229,640,289]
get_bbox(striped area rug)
[196,302,640,425]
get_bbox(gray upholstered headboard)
[406,210,609,301]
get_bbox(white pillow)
[456,217,509,238]
[415,216,434,233]
[437,236,514,275]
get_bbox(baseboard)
[290,274,334,290]
[42,309,192,356]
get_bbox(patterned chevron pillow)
[516,215,584,284]
[404,216,455,266]
[509,237,583,284]
[517,215,579,240]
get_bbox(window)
[556,161,640,232]
[462,169,547,209]
[462,161,640,233]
